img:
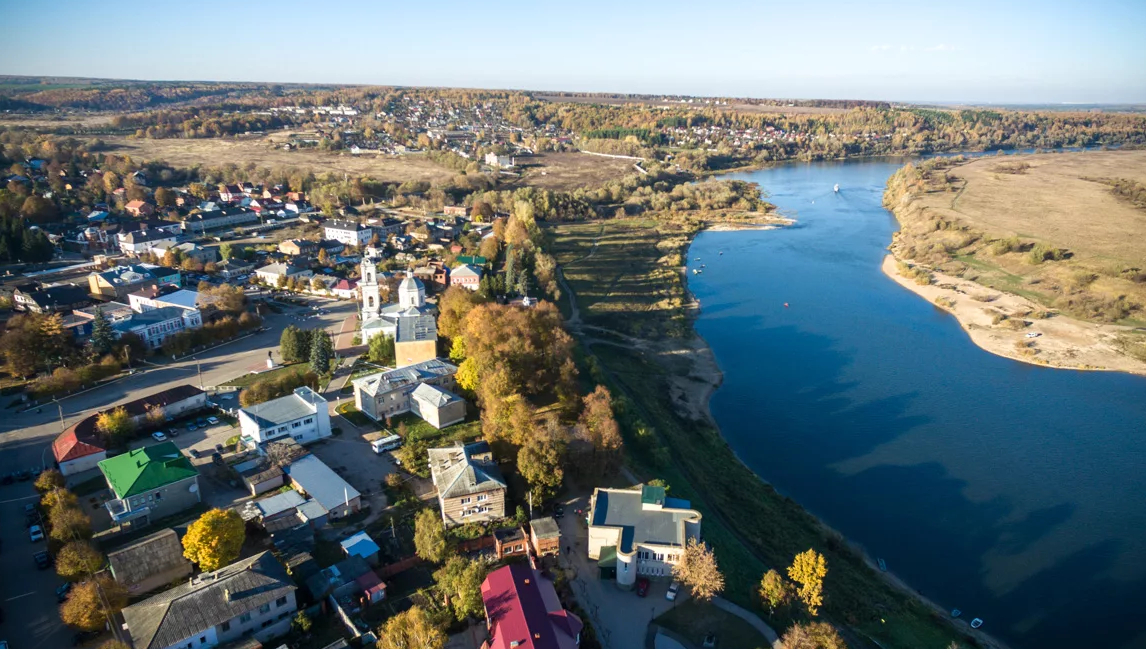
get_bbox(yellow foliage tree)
[56,540,106,581]
[59,575,127,632]
[788,549,828,616]
[182,508,245,571]
[377,605,445,649]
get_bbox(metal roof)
[240,387,324,428]
[396,313,437,343]
[98,442,199,499]
[287,455,360,512]
[352,358,457,397]
[589,487,701,553]
[411,383,462,409]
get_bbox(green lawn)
[335,402,376,428]
[220,362,306,388]
[656,600,770,649]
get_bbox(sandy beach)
[882,255,1146,376]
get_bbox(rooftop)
[353,358,457,397]
[325,219,370,232]
[411,383,463,409]
[121,552,295,649]
[107,528,191,588]
[240,387,325,428]
[429,441,506,500]
[396,312,437,343]
[589,486,701,553]
[98,442,198,499]
[112,306,192,331]
[340,531,381,559]
[287,455,361,512]
[530,517,561,540]
[481,563,582,649]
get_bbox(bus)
[371,435,403,454]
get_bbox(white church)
[359,256,439,368]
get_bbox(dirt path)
[882,255,1146,375]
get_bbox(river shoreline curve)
[880,254,1146,375]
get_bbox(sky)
[2,0,1145,104]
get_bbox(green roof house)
[99,442,200,526]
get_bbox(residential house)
[89,265,159,300]
[182,207,260,234]
[238,386,332,446]
[14,284,90,313]
[587,485,702,587]
[120,552,298,649]
[113,305,203,350]
[410,383,466,429]
[279,239,319,257]
[119,228,179,254]
[428,441,507,528]
[480,563,582,649]
[107,528,194,595]
[255,262,313,286]
[442,205,471,218]
[494,527,528,560]
[286,454,361,520]
[153,241,218,265]
[98,442,201,525]
[530,517,562,557]
[370,217,405,238]
[127,287,201,314]
[125,200,156,217]
[352,358,459,423]
[218,184,245,202]
[324,220,373,247]
[450,264,482,291]
[483,152,515,168]
[216,259,255,280]
[241,489,308,532]
[340,531,381,566]
[330,278,357,299]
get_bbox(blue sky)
[2,0,1144,103]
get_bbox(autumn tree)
[34,468,66,492]
[433,556,487,621]
[60,574,127,631]
[517,422,567,503]
[414,508,449,564]
[49,503,93,542]
[377,605,445,649]
[778,622,848,649]
[41,486,78,510]
[673,538,724,601]
[788,549,828,616]
[56,541,106,581]
[572,385,623,478]
[368,333,395,366]
[759,569,795,615]
[96,406,135,446]
[436,286,479,342]
[182,508,245,571]
[97,641,133,649]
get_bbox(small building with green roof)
[99,442,201,526]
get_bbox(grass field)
[511,151,637,191]
[888,150,1146,325]
[656,600,771,649]
[220,362,306,388]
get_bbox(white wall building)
[324,220,373,247]
[238,387,332,446]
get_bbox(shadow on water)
[693,160,1146,649]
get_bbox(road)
[0,294,356,649]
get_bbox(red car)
[636,578,650,597]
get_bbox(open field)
[511,151,637,191]
[886,150,1146,327]
[0,113,118,129]
[99,133,458,184]
[656,600,770,649]
[536,94,852,115]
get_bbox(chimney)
[224,587,231,602]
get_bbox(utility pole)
[195,357,204,389]
[56,399,65,432]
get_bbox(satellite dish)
[189,484,199,493]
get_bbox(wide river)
[689,160,1146,649]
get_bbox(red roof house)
[480,563,582,649]
[52,415,107,476]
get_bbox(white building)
[118,229,178,254]
[359,258,435,345]
[352,358,459,422]
[238,387,332,446]
[410,383,466,429]
[324,219,373,247]
[255,262,314,285]
[127,288,201,314]
[113,306,203,350]
[587,485,702,587]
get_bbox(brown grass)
[510,152,637,191]
[535,94,851,115]
[99,133,457,184]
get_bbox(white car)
[151,431,168,442]
[206,416,220,425]
[29,524,44,542]
[1025,332,1041,339]
[666,581,680,601]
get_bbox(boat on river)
[951,609,961,618]
[877,558,887,572]
[971,618,984,629]
[834,183,840,192]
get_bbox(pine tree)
[310,330,333,375]
[89,307,115,356]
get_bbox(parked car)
[214,443,225,454]
[196,418,207,427]
[151,431,168,442]
[553,504,565,519]
[666,581,680,601]
[186,423,197,432]
[635,577,650,597]
[168,428,179,438]
[14,469,29,482]
[206,416,220,425]
[23,503,36,515]
[33,551,51,569]
[188,449,202,459]
[56,581,72,603]
[29,525,44,542]
[211,452,224,466]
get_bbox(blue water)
[691,160,1146,649]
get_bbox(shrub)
[991,236,1022,255]
[896,261,932,286]
[1027,243,1067,264]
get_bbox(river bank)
[882,255,1146,375]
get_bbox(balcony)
[105,498,150,524]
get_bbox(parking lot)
[309,433,396,501]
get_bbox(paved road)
[0,295,355,649]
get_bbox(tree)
[310,277,326,293]
[56,540,106,581]
[293,610,313,633]
[145,403,167,429]
[414,508,449,564]
[96,406,135,446]
[34,468,66,492]
[788,549,828,616]
[573,385,623,478]
[154,187,173,207]
[279,325,305,362]
[309,330,334,375]
[368,333,395,366]
[436,286,479,342]
[59,574,127,632]
[672,538,724,601]
[182,508,245,571]
[759,569,795,615]
[433,556,487,621]
[49,503,92,542]
[41,486,78,510]
[778,622,848,649]
[517,425,566,503]
[89,307,115,356]
[97,641,133,649]
[219,242,233,261]
[377,605,445,649]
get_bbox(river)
[689,160,1146,649]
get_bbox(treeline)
[112,108,293,139]
[0,213,55,262]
